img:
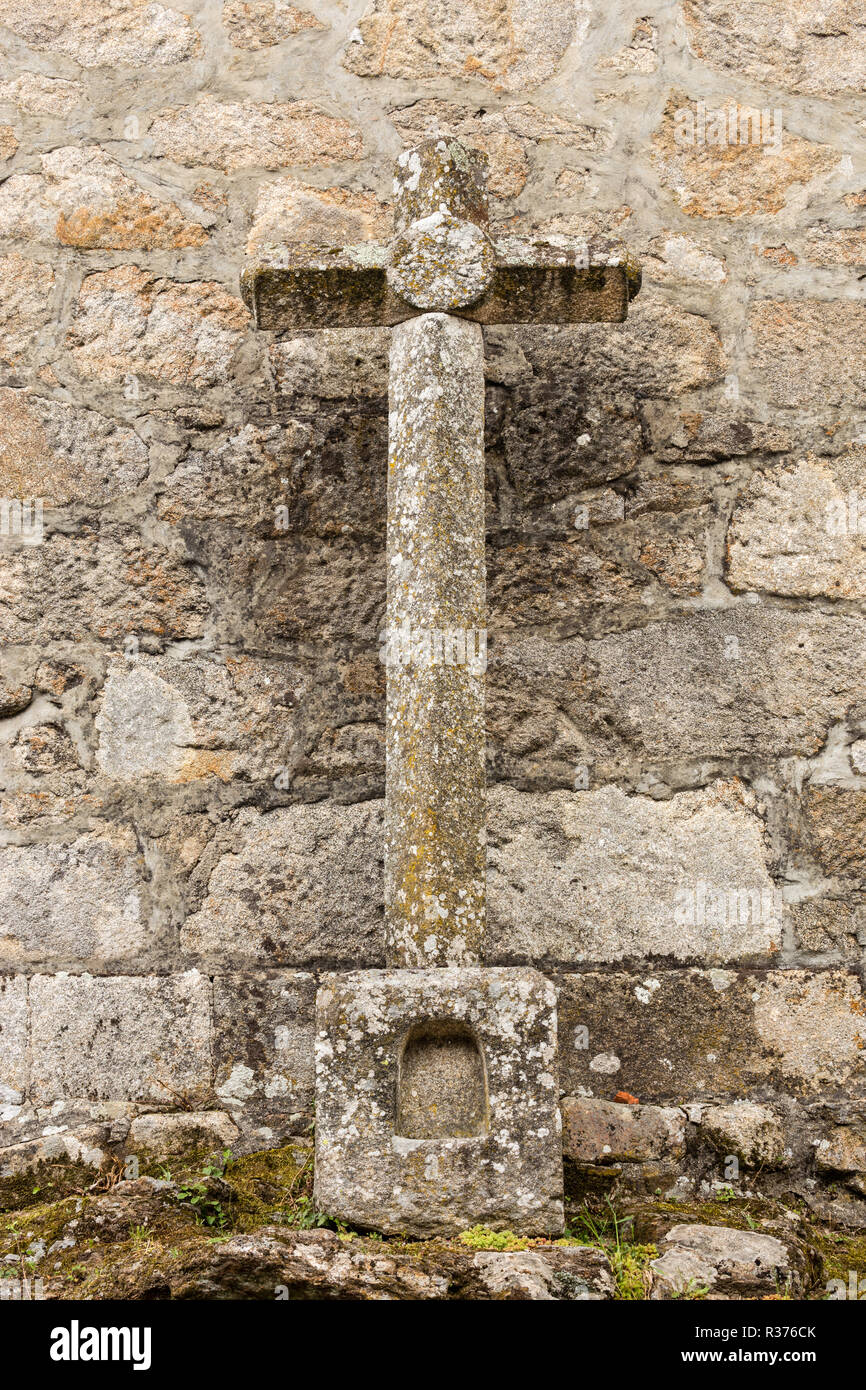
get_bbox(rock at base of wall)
[650,1222,807,1299]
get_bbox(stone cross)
[243,138,640,972]
[242,139,640,1236]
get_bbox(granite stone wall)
[0,0,865,1214]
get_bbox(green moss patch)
[0,1144,863,1300]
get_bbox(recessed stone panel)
[314,967,563,1236]
[396,1021,488,1139]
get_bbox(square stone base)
[313,967,564,1237]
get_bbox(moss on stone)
[458,1225,528,1251]
[0,1161,98,1215]
[0,1192,84,1272]
[0,1143,861,1300]
[805,1226,866,1286]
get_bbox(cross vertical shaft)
[385,312,486,967]
[241,135,640,1237]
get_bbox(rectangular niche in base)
[313,967,564,1237]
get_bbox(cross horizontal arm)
[240,234,641,330]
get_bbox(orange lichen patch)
[223,0,326,50]
[57,197,208,250]
[192,182,228,213]
[176,750,239,783]
[463,53,498,81]
[760,244,798,267]
[0,124,18,161]
[0,390,57,495]
[120,556,205,638]
[651,92,839,218]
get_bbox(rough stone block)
[0,388,149,507]
[650,1223,803,1299]
[93,650,297,787]
[470,1245,614,1300]
[0,0,200,67]
[748,301,866,408]
[156,420,303,528]
[29,971,212,1106]
[182,804,384,967]
[0,528,209,645]
[557,968,866,1102]
[314,967,563,1236]
[0,830,149,966]
[562,1096,686,1164]
[589,608,865,764]
[640,232,727,286]
[0,72,82,116]
[487,781,781,965]
[223,0,326,49]
[0,729,91,835]
[343,0,583,90]
[247,179,390,254]
[805,225,866,267]
[149,95,362,172]
[96,659,229,783]
[0,1099,135,1156]
[0,147,209,250]
[642,402,790,462]
[269,328,390,399]
[487,509,709,621]
[212,971,316,1134]
[727,451,866,598]
[57,1219,615,1298]
[791,900,865,956]
[0,1125,108,1175]
[683,0,866,97]
[516,300,726,410]
[0,975,28,1104]
[0,251,54,366]
[801,787,866,885]
[202,534,385,651]
[127,1111,239,1157]
[598,17,658,73]
[816,1122,866,1177]
[652,90,837,218]
[700,1102,786,1168]
[68,266,250,388]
